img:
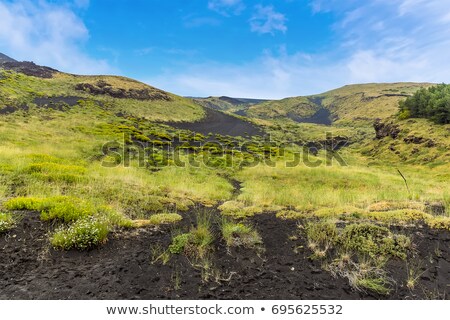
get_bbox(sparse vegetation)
[304,220,411,295]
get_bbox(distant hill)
[0,52,204,122]
[192,96,270,115]
[247,83,434,125]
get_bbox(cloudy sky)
[0,0,449,98]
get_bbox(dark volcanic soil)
[1,212,448,300]
[167,108,264,137]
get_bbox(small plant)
[4,196,44,211]
[50,218,110,250]
[221,219,262,249]
[171,267,182,290]
[406,261,425,291]
[305,220,338,258]
[151,244,171,265]
[356,277,391,295]
[0,212,16,233]
[168,233,191,254]
[168,210,214,259]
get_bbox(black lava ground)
[1,212,448,300]
[166,108,264,137]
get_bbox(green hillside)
[248,82,433,124]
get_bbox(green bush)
[340,223,410,259]
[4,197,44,211]
[168,233,191,254]
[50,218,110,250]
[305,220,338,247]
[399,84,450,124]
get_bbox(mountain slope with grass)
[248,82,434,125]
[0,54,449,299]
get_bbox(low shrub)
[0,212,16,233]
[339,223,410,259]
[50,218,110,250]
[276,210,309,220]
[40,197,95,222]
[221,219,262,248]
[4,196,44,211]
[168,233,191,254]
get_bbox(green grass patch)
[0,212,16,233]
[168,211,214,259]
[134,213,182,227]
[221,219,262,249]
[356,277,391,295]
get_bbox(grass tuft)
[0,212,16,233]
[221,219,262,249]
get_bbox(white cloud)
[208,0,245,16]
[250,5,287,35]
[143,0,450,98]
[0,0,113,74]
[143,49,345,99]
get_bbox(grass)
[168,210,214,259]
[356,277,391,295]
[305,220,338,258]
[235,159,449,221]
[218,200,263,218]
[221,219,262,249]
[0,211,16,233]
[304,220,411,295]
[133,213,182,227]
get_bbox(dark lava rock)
[74,81,172,101]
[374,119,401,139]
[1,61,58,78]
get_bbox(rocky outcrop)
[74,81,172,101]
[374,119,400,139]
[403,135,436,147]
[1,61,57,78]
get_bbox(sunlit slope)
[0,69,204,122]
[248,83,434,124]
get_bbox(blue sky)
[1,0,450,98]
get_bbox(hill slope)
[0,53,17,64]
[248,83,434,125]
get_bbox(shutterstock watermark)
[100,132,348,168]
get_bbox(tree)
[399,84,450,124]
